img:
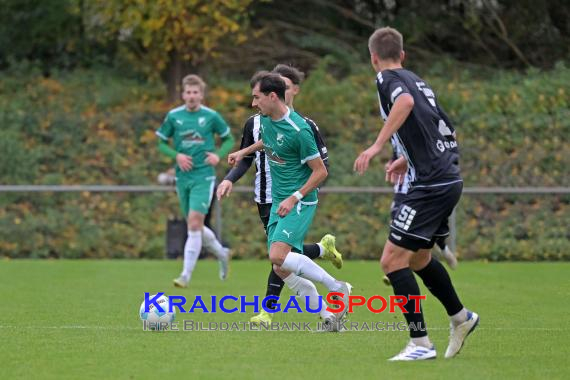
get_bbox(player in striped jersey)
[156,74,235,289]
[217,65,343,326]
[354,27,478,360]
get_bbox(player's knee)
[269,253,284,266]
[187,213,204,231]
[380,254,393,274]
[272,263,283,274]
[272,265,289,279]
[410,250,431,271]
[187,222,202,232]
[381,242,410,274]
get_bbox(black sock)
[387,268,427,338]
[415,258,463,316]
[265,267,284,310]
[302,243,320,260]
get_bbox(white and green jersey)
[259,108,321,203]
[156,105,231,176]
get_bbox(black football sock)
[302,243,321,260]
[265,267,284,310]
[414,258,463,316]
[387,268,427,338]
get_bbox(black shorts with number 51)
[389,181,463,252]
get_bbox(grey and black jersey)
[376,69,460,187]
[224,113,329,204]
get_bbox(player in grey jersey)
[354,27,478,361]
[382,137,458,287]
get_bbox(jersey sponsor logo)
[438,120,453,136]
[282,229,292,238]
[436,139,457,152]
[436,140,445,152]
[198,117,206,127]
[393,205,416,231]
[175,119,183,125]
[264,145,285,165]
[181,130,205,146]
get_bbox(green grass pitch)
[1,259,568,379]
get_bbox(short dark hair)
[272,64,305,85]
[250,71,286,101]
[368,27,403,62]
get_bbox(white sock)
[283,274,332,320]
[281,252,341,292]
[411,336,432,348]
[450,307,468,326]
[202,226,226,260]
[181,230,202,279]
[317,243,325,258]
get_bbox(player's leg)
[273,265,339,330]
[302,234,343,269]
[383,193,406,287]
[192,176,229,280]
[267,203,351,318]
[173,181,194,287]
[267,203,351,319]
[267,202,337,289]
[251,203,283,324]
[411,248,465,320]
[409,182,477,358]
[381,240,436,361]
[411,247,477,358]
[271,241,351,321]
[434,235,458,269]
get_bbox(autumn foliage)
[0,62,568,260]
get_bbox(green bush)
[0,62,568,260]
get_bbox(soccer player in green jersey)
[156,74,235,288]
[228,72,352,325]
[217,65,343,327]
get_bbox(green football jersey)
[259,108,321,203]
[156,105,231,176]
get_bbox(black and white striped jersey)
[376,69,460,187]
[224,113,329,204]
[390,136,412,194]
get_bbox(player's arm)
[386,156,408,184]
[306,118,329,171]
[157,139,177,159]
[224,118,256,183]
[354,93,414,175]
[228,140,263,167]
[218,119,256,199]
[156,119,192,171]
[276,157,327,217]
[205,113,235,166]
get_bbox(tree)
[85,0,254,101]
[0,0,86,71]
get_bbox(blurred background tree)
[0,0,568,260]
[83,0,254,101]
[2,0,568,95]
